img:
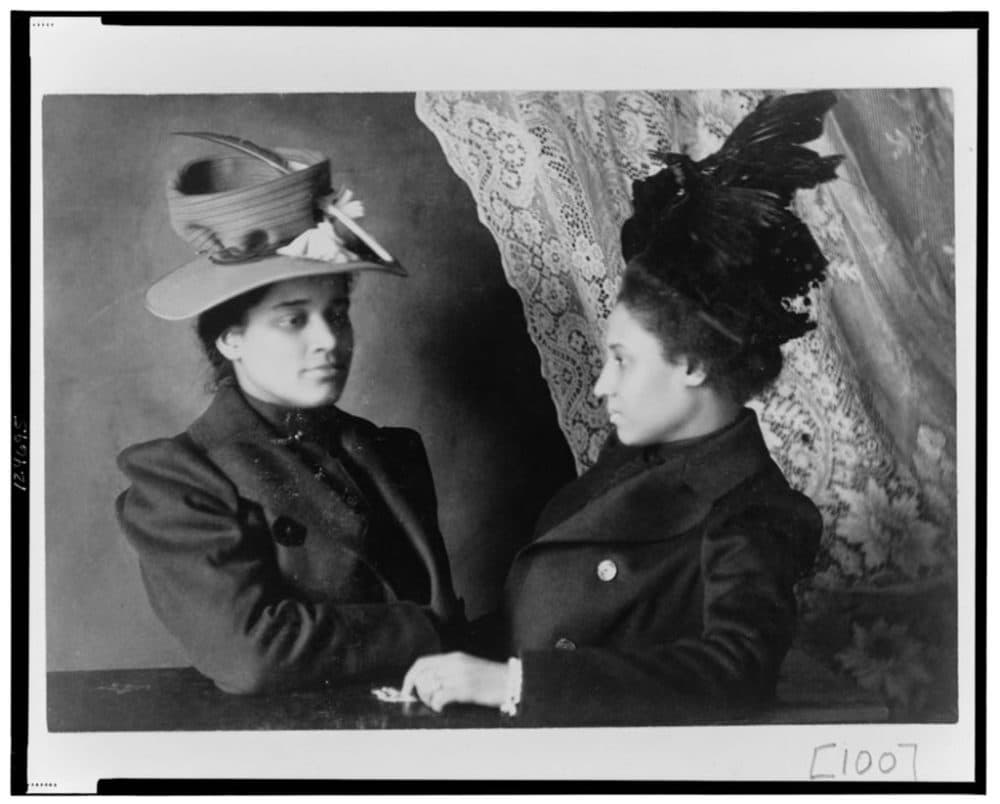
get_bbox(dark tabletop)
[47,648,889,732]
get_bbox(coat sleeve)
[116,435,441,695]
[515,496,821,725]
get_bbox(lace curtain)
[416,90,957,718]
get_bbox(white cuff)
[499,657,523,716]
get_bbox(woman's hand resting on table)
[401,652,508,712]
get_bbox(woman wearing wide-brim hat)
[402,92,841,725]
[116,134,462,694]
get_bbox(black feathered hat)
[620,90,843,347]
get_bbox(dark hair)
[193,273,358,390]
[195,284,274,390]
[618,257,784,404]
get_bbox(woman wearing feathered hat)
[401,91,842,724]
[116,134,462,694]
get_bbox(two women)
[120,90,840,724]
[116,137,462,694]
[401,91,842,725]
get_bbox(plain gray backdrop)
[43,93,576,671]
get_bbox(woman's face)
[593,302,706,446]
[217,274,354,409]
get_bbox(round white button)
[596,559,618,582]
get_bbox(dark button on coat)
[503,409,822,726]
[116,386,461,695]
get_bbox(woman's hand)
[401,652,508,712]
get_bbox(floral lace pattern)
[416,90,957,717]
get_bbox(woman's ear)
[682,357,708,388]
[215,328,244,362]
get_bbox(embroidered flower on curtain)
[836,619,935,715]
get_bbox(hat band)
[208,239,285,265]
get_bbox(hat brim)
[146,253,407,320]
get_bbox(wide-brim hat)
[147,137,405,320]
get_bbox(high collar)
[628,407,772,502]
[188,384,355,452]
[240,389,346,443]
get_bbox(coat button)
[554,637,576,651]
[344,493,359,509]
[272,515,307,547]
[596,559,618,582]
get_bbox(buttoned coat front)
[117,386,461,695]
[501,409,822,725]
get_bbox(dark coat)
[501,409,822,725]
[116,385,462,695]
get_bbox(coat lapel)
[531,409,773,546]
[189,387,459,618]
[337,419,462,620]
[189,388,369,551]
[532,437,653,538]
[532,458,711,546]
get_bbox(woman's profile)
[116,133,462,695]
[401,91,842,725]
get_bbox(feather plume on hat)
[620,90,843,347]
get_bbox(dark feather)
[713,90,838,153]
[173,131,293,175]
[622,91,842,347]
[689,187,785,265]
